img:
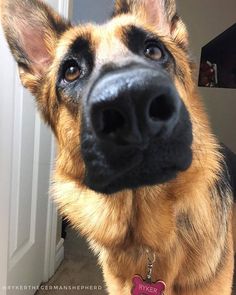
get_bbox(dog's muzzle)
[81,65,192,194]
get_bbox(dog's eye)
[64,61,81,82]
[144,42,163,61]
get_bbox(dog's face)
[1,0,195,194]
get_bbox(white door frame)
[0,25,16,295]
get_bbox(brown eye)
[144,43,163,61]
[64,63,81,82]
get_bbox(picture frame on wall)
[198,23,236,89]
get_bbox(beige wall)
[177,0,236,152]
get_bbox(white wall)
[72,0,113,23]
[177,0,236,152]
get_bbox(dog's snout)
[88,67,182,146]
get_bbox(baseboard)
[55,238,64,271]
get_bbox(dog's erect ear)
[1,0,71,93]
[113,0,188,47]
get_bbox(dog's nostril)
[101,108,126,135]
[149,95,175,121]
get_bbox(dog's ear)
[1,0,71,94]
[113,0,188,48]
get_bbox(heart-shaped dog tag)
[132,275,166,295]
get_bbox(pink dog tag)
[132,275,166,295]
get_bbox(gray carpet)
[37,228,236,295]
[37,228,107,295]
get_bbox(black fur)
[221,143,236,201]
[121,25,175,75]
[112,0,131,17]
[121,25,171,64]
[56,36,95,104]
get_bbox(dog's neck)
[53,140,225,252]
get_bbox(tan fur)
[1,0,234,294]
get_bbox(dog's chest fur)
[53,164,231,292]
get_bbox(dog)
[1,0,235,294]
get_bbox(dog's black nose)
[88,66,182,146]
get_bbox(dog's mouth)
[81,65,193,194]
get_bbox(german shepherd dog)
[1,0,235,294]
